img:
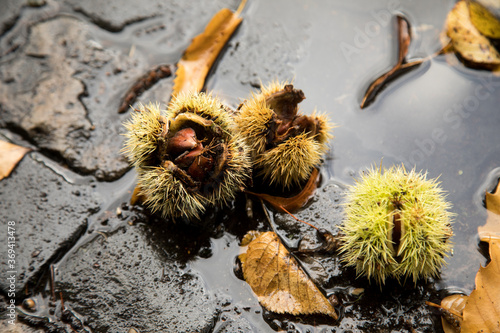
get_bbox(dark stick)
[118,64,173,113]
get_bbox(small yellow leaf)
[462,241,500,332]
[469,0,500,39]
[0,139,31,181]
[445,0,500,71]
[239,231,338,319]
[478,179,500,242]
[172,4,244,96]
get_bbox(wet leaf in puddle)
[461,240,500,332]
[440,294,467,333]
[468,0,500,39]
[239,231,338,319]
[360,15,423,109]
[478,178,500,242]
[445,0,500,71]
[245,168,320,213]
[172,0,246,96]
[0,139,31,181]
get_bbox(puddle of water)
[203,0,500,330]
[211,0,500,292]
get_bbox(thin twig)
[280,205,319,231]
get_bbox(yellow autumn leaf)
[239,231,338,319]
[478,179,500,242]
[469,0,500,39]
[172,0,245,96]
[0,139,31,181]
[445,0,500,71]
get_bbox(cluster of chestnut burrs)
[123,81,453,286]
[123,81,331,220]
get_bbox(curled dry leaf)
[245,168,320,213]
[0,139,31,181]
[239,231,338,319]
[461,240,500,332]
[172,1,245,96]
[445,0,500,71]
[360,15,423,109]
[478,178,500,242]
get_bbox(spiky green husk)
[236,81,332,188]
[256,133,323,188]
[235,97,274,158]
[122,102,165,169]
[168,91,233,133]
[123,93,251,220]
[339,165,453,285]
[138,165,207,219]
[211,135,251,206]
[310,112,332,147]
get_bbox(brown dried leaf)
[172,2,244,96]
[478,179,500,242]
[239,231,338,319]
[445,0,500,71]
[462,240,500,332]
[245,168,320,213]
[360,15,423,109]
[440,294,467,333]
[0,140,31,181]
[130,185,146,206]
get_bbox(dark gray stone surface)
[56,222,219,333]
[1,0,23,36]
[0,153,100,298]
[0,16,134,181]
[0,319,44,333]
[65,0,240,32]
[214,313,254,333]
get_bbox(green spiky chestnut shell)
[339,165,453,285]
[235,81,332,189]
[123,93,251,220]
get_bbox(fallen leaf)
[469,0,500,39]
[360,15,423,109]
[130,185,146,206]
[478,179,500,242]
[445,0,500,71]
[245,168,320,213]
[172,1,245,96]
[239,231,338,319]
[461,240,500,332]
[0,139,31,181]
[440,294,467,333]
